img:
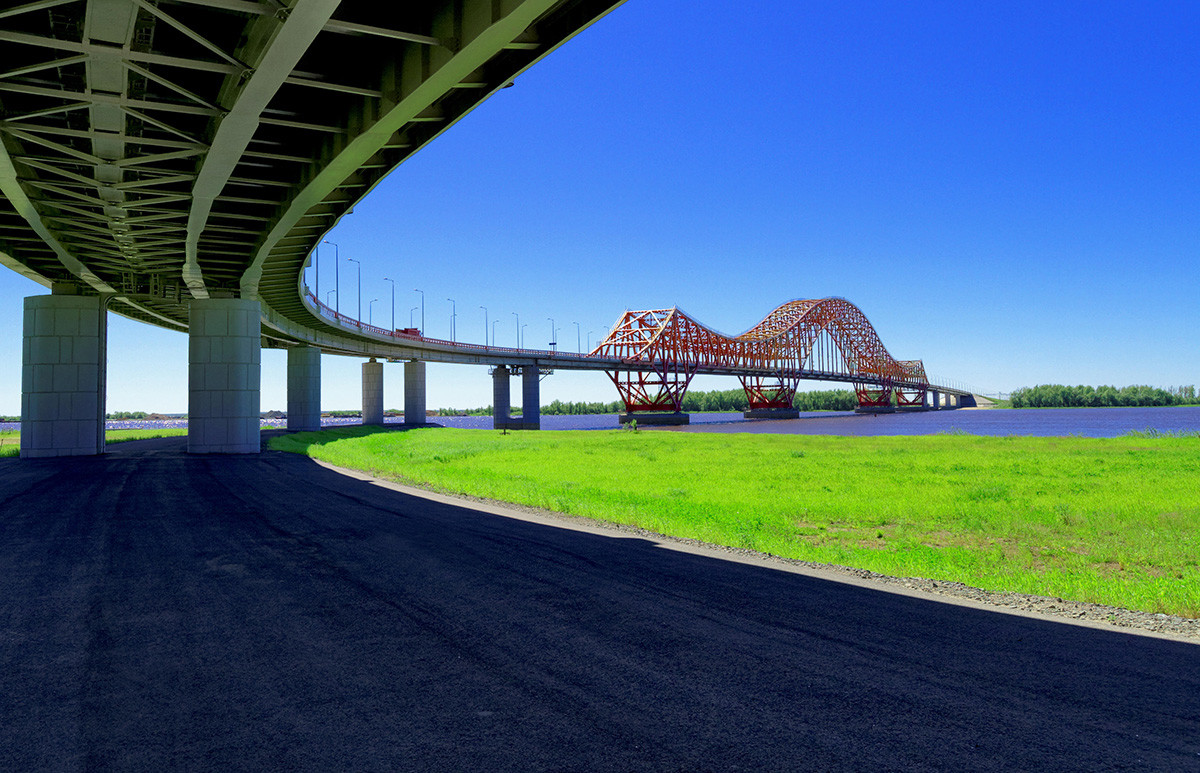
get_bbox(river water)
[5,406,1198,438]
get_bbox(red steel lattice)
[592,298,929,412]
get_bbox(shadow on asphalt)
[1,439,1197,771]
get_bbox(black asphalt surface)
[1,436,1197,772]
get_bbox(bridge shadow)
[1,445,1196,771]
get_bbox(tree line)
[438,389,860,416]
[1009,384,1198,408]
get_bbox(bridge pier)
[930,390,940,410]
[286,346,321,431]
[521,366,541,430]
[19,292,107,458]
[619,413,690,425]
[743,408,799,420]
[492,366,512,429]
[187,298,261,454]
[362,359,384,426]
[404,360,426,426]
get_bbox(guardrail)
[302,288,974,394]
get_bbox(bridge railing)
[304,288,593,359]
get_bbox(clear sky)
[2,0,1197,415]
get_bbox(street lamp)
[521,323,528,349]
[322,239,338,314]
[587,330,595,351]
[491,318,499,348]
[447,298,456,342]
[413,288,424,334]
[511,312,519,347]
[547,317,555,351]
[479,305,488,346]
[383,277,395,330]
[409,306,418,328]
[369,298,379,325]
[346,256,360,322]
[573,321,581,353]
[326,289,337,307]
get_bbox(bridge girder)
[0,0,626,347]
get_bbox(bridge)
[0,0,974,457]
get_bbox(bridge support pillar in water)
[19,292,107,458]
[743,408,800,420]
[404,360,426,426]
[619,413,690,426]
[362,359,384,426]
[930,390,940,410]
[286,346,321,431]
[188,298,261,454]
[521,366,541,430]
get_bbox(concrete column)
[522,366,540,430]
[188,298,261,454]
[931,390,940,410]
[362,358,384,425]
[20,294,107,458]
[286,346,321,431]
[404,360,426,426]
[492,366,510,429]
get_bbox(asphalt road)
[1,437,1197,771]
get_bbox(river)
[5,406,1198,438]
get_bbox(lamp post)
[521,323,528,349]
[322,239,338,314]
[346,256,360,322]
[447,298,456,342]
[512,312,519,347]
[547,317,555,351]
[326,289,336,307]
[587,330,595,351]
[479,305,488,346]
[314,242,319,301]
[409,306,418,328]
[491,319,499,348]
[368,298,379,326]
[413,288,424,334]
[573,321,581,353]
[383,277,395,330]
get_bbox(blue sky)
[2,0,1197,414]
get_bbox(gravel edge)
[312,457,1200,643]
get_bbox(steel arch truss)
[593,298,929,411]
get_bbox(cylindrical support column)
[492,366,510,429]
[521,365,540,430]
[188,298,261,454]
[286,346,321,431]
[20,294,107,458]
[362,358,384,426]
[404,360,426,426]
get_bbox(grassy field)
[0,427,188,457]
[271,426,1200,617]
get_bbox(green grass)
[271,426,1200,618]
[0,427,188,457]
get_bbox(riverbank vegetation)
[1011,384,1197,408]
[0,427,188,457]
[438,388,860,416]
[270,427,1200,618]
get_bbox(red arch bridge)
[589,297,972,421]
[304,289,976,426]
